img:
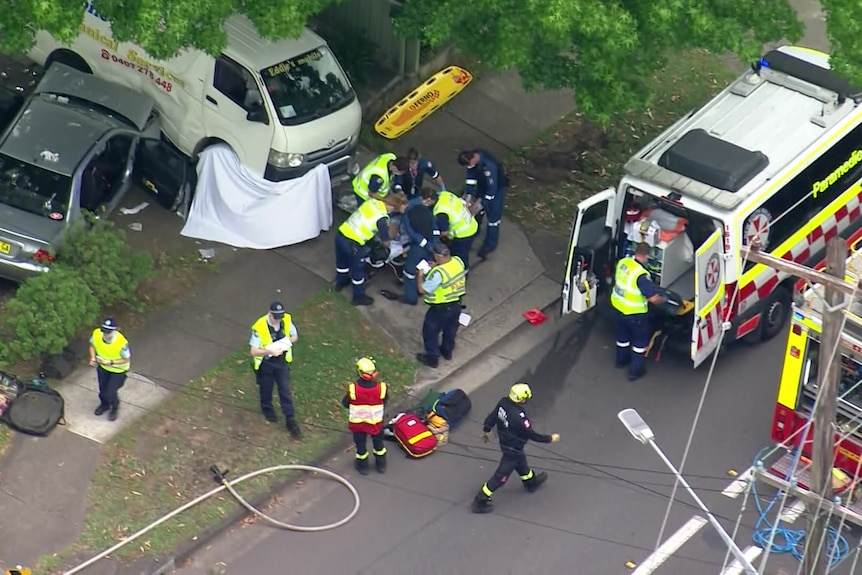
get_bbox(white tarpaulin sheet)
[180,144,333,249]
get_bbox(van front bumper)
[264,140,359,185]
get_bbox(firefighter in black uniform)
[471,382,560,514]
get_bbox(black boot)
[471,494,493,514]
[108,402,119,422]
[375,454,387,474]
[523,471,548,493]
[262,408,278,423]
[94,404,109,416]
[352,294,374,306]
[354,458,370,476]
[286,417,302,439]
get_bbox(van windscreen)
[261,46,356,126]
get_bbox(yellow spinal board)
[374,66,473,140]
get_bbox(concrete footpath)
[0,69,575,573]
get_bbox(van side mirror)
[246,107,268,125]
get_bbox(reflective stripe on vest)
[251,313,293,371]
[424,256,467,304]
[353,153,395,201]
[339,198,389,245]
[610,257,649,315]
[91,328,130,373]
[347,381,387,426]
[432,191,478,238]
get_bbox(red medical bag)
[392,413,438,458]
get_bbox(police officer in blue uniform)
[416,242,467,368]
[402,147,445,199]
[458,149,509,260]
[380,188,440,305]
[611,242,667,381]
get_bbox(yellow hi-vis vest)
[251,314,293,370]
[610,257,649,315]
[433,191,478,239]
[339,198,389,245]
[91,329,130,373]
[353,153,395,202]
[424,256,467,305]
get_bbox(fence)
[315,0,421,77]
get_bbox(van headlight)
[269,150,304,168]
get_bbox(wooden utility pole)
[745,237,847,575]
[805,239,845,574]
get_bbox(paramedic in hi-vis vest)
[335,196,394,306]
[88,317,131,422]
[249,301,302,438]
[472,383,559,514]
[611,242,666,381]
[432,188,479,271]
[416,242,467,369]
[352,153,408,208]
[341,357,389,475]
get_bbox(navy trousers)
[615,312,650,377]
[475,188,506,255]
[335,233,369,299]
[423,302,462,359]
[255,360,295,418]
[402,244,433,304]
[450,234,477,271]
[97,367,126,408]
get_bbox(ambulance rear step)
[755,452,862,527]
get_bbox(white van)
[28,3,362,185]
[563,45,862,367]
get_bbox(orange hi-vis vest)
[348,380,388,434]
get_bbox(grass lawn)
[39,288,417,570]
[505,49,739,234]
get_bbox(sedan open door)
[561,188,616,315]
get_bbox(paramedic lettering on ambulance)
[611,243,666,381]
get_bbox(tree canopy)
[0,0,340,61]
[393,0,827,121]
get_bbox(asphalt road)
[181,312,862,575]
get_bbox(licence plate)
[0,241,10,255]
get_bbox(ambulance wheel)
[760,287,791,341]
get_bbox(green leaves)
[0,217,153,363]
[395,0,807,122]
[0,0,342,61]
[56,216,153,308]
[1,266,99,361]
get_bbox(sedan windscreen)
[0,154,71,219]
[261,46,355,126]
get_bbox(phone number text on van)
[100,49,175,93]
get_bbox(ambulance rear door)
[692,227,726,367]
[561,188,616,315]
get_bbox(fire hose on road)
[62,463,361,575]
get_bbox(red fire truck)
[760,232,862,522]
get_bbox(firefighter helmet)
[509,383,532,403]
[356,357,378,380]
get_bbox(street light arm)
[647,439,758,575]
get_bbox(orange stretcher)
[374,66,473,139]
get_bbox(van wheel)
[761,287,791,341]
[46,51,92,74]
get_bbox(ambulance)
[760,236,862,520]
[562,45,862,368]
[27,2,362,185]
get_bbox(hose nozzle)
[210,464,229,484]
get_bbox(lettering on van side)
[811,149,862,198]
[101,49,175,93]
